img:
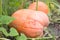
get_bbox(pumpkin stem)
[36,0,39,11]
[33,0,34,3]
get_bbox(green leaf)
[9,28,19,36]
[0,27,19,37]
[0,15,15,25]
[16,34,27,40]
[0,27,9,36]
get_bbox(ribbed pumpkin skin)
[28,2,49,14]
[10,9,49,38]
[22,24,43,38]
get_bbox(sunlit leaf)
[0,15,14,25]
[0,27,9,36]
[16,34,27,40]
[9,28,19,36]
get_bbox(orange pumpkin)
[22,24,43,38]
[28,1,49,14]
[10,9,49,37]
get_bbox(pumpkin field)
[0,0,60,40]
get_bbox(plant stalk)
[0,0,2,15]
[33,0,34,3]
[36,0,39,11]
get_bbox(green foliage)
[16,34,27,40]
[0,27,19,37]
[0,0,2,15]
[2,0,28,15]
[9,28,19,36]
[0,15,15,25]
[49,2,60,23]
[0,27,9,36]
[2,0,21,15]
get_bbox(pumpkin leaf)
[9,28,19,36]
[0,15,15,25]
[16,34,27,40]
[0,27,9,36]
[0,27,19,37]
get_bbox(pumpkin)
[28,1,49,14]
[10,9,49,37]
